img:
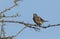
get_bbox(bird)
[33,13,48,26]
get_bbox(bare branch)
[40,24,60,28]
[0,20,60,30]
[0,20,60,38]
[0,4,18,15]
[0,13,20,19]
[14,27,26,37]
[14,0,22,5]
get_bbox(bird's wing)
[34,16,42,23]
[38,16,44,21]
[38,16,48,22]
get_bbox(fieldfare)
[33,13,48,26]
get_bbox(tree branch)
[0,4,18,15]
[40,24,60,28]
[0,20,60,30]
[0,13,20,19]
[14,0,22,5]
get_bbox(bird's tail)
[43,20,48,22]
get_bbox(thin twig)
[0,13,20,19]
[40,24,60,29]
[14,0,22,4]
[14,27,26,37]
[0,4,18,15]
[0,20,60,29]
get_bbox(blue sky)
[0,0,60,39]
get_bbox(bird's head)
[33,13,38,17]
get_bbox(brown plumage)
[33,13,48,26]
